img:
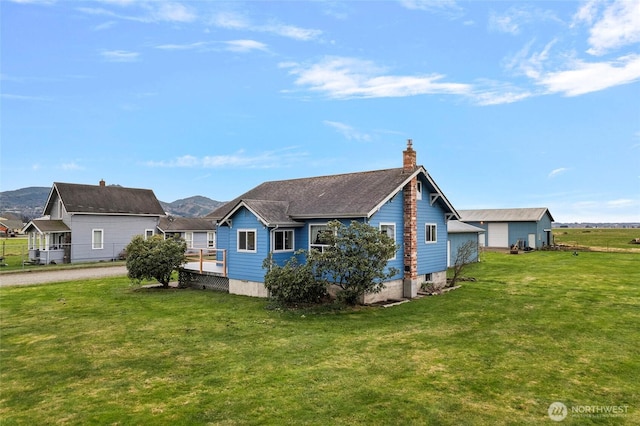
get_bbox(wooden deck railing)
[184,248,227,276]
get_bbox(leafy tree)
[125,235,187,287]
[309,220,399,305]
[262,251,328,306]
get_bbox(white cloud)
[398,0,462,15]
[548,167,569,178]
[283,56,471,99]
[100,49,140,62]
[210,11,321,41]
[606,199,635,208]
[151,2,195,23]
[574,0,640,56]
[155,41,209,51]
[145,148,308,169]
[323,121,372,142]
[59,162,84,171]
[537,54,640,96]
[78,1,196,24]
[489,6,560,35]
[1,93,52,101]
[155,40,267,53]
[94,21,116,31]
[224,40,268,53]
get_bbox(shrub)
[125,235,187,287]
[308,220,399,305]
[262,252,328,306]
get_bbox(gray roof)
[158,216,216,232]
[46,182,165,216]
[457,208,554,222]
[207,167,458,226]
[0,219,24,231]
[23,219,70,233]
[448,220,485,234]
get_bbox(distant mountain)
[160,196,226,218]
[0,187,49,221]
[0,187,225,220]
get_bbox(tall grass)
[1,251,638,425]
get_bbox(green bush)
[125,235,187,287]
[262,252,327,306]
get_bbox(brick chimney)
[403,139,418,297]
[403,138,416,172]
[99,179,106,187]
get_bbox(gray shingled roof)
[447,220,485,233]
[157,216,216,232]
[457,208,553,222]
[46,182,165,216]
[208,167,458,225]
[23,219,70,233]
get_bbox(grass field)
[553,228,640,252]
[1,250,638,425]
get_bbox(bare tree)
[449,240,478,287]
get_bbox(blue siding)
[368,191,403,280]
[448,233,479,265]
[223,207,269,282]
[416,181,448,276]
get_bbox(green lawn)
[553,228,640,252]
[1,251,639,425]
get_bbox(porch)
[182,248,227,277]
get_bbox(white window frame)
[379,222,397,260]
[309,224,331,252]
[58,200,64,219]
[185,232,194,249]
[416,180,423,200]
[272,229,294,252]
[425,223,437,244]
[92,229,104,250]
[237,229,257,253]
[207,232,216,249]
[145,229,154,240]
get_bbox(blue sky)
[1,0,639,223]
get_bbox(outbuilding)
[457,208,554,249]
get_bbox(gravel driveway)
[0,265,128,287]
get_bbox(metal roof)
[457,208,554,222]
[447,220,485,233]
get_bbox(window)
[416,181,423,200]
[207,232,216,249]
[92,229,104,250]
[58,200,64,219]
[185,232,194,248]
[145,229,154,239]
[310,224,331,252]
[238,229,256,252]
[273,229,294,252]
[425,273,433,282]
[379,223,396,260]
[425,224,437,243]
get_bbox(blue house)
[457,208,554,249]
[206,140,459,303]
